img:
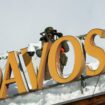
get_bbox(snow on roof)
[0,61,105,105]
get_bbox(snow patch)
[1,61,105,105]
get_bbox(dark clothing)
[61,41,69,52]
[36,31,69,80]
[60,53,68,66]
[36,49,42,57]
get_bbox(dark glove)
[56,33,63,37]
[40,36,48,42]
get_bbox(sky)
[0,0,104,52]
[0,0,105,70]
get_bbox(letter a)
[0,51,27,99]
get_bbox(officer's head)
[40,27,57,38]
[45,27,54,34]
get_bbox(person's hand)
[57,33,63,37]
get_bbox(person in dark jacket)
[36,27,69,80]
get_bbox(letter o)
[48,36,85,83]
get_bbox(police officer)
[36,27,69,80]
